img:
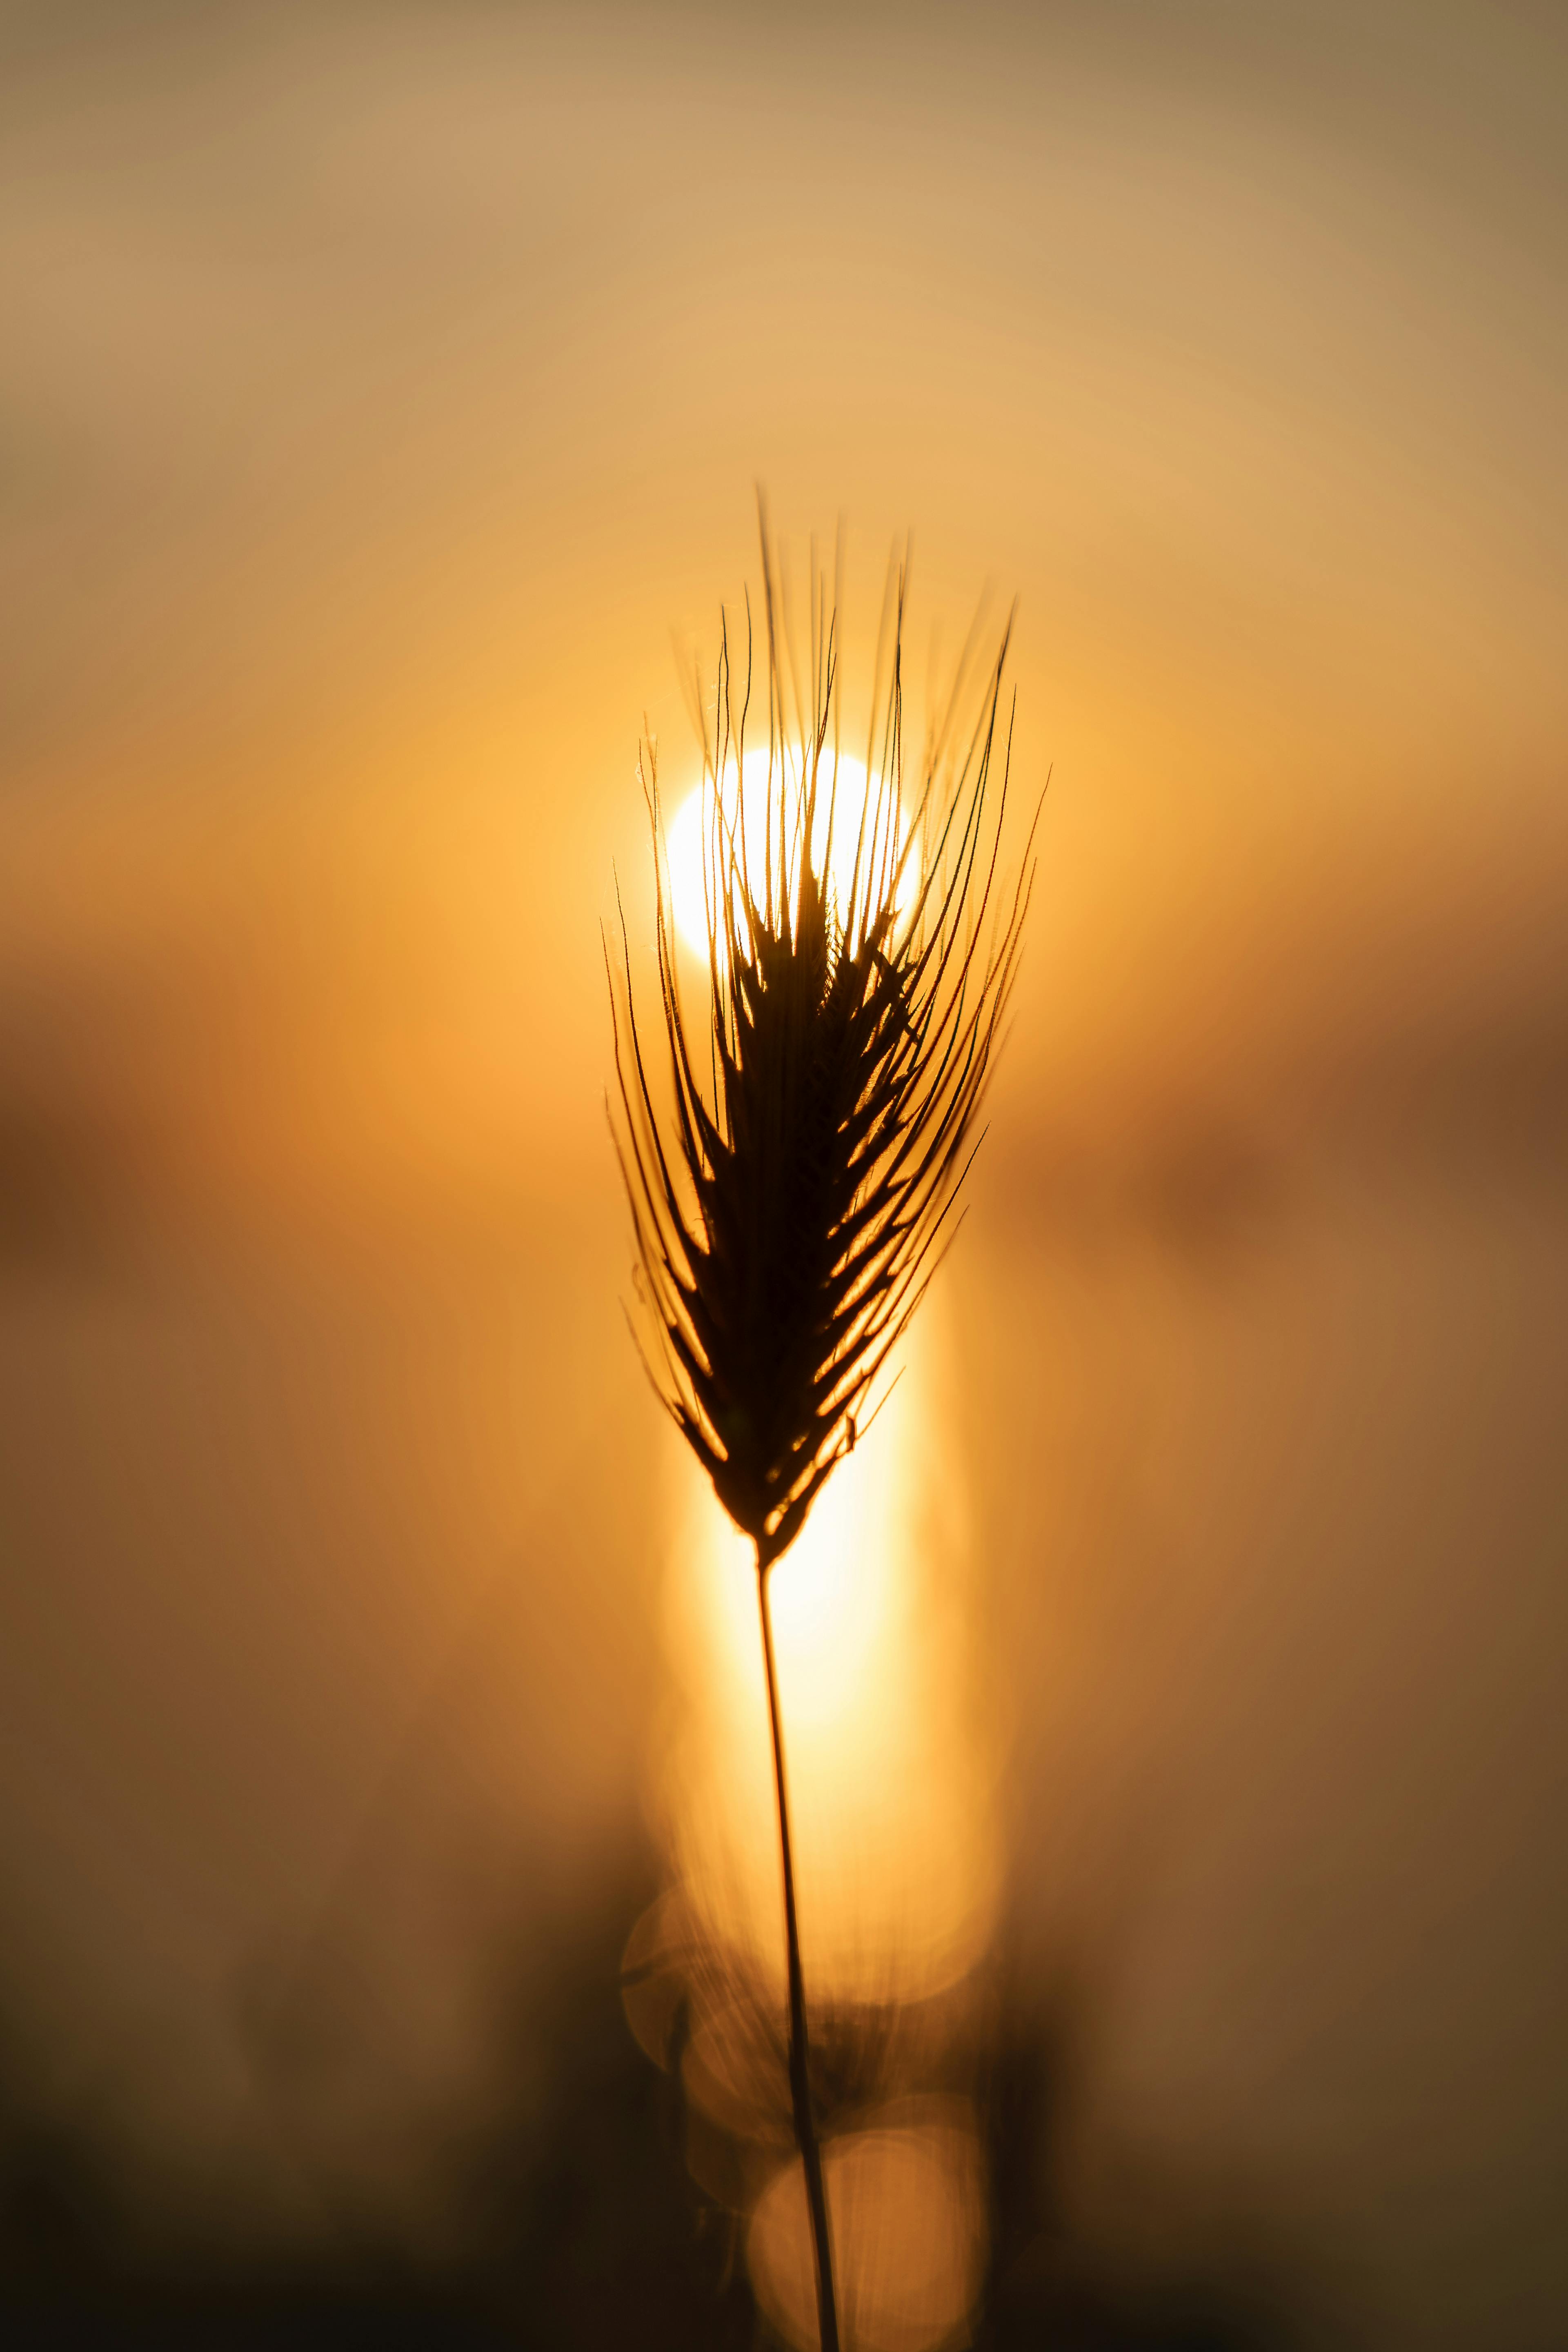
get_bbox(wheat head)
[609,528,1036,1573]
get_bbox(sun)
[663,748,916,960]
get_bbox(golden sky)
[1,4,1565,2341]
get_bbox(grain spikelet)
[607,518,1036,2352]
[609,534,1036,1569]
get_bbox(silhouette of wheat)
[608,516,1036,2352]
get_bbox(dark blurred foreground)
[1,1862,1294,2352]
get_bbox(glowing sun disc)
[665,750,916,959]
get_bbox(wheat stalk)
[608,516,1036,2351]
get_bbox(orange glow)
[748,2101,988,2352]
[5,9,1567,2335]
[656,1304,1001,2008]
[663,749,917,965]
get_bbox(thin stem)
[756,1549,841,2352]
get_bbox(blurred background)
[2,1,1565,2343]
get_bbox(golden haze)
[1,4,1565,2343]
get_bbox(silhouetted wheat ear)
[609,531,1038,1575]
[609,525,1037,2352]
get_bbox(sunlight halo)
[664,749,916,961]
